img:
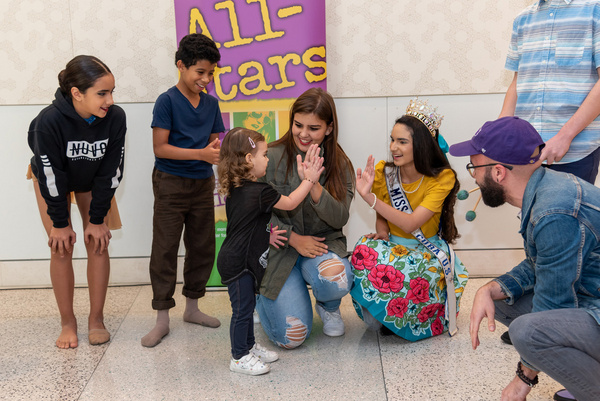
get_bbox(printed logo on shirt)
[66,139,108,160]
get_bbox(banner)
[174,0,327,285]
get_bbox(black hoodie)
[28,88,126,228]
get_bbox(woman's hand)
[269,225,288,249]
[84,222,112,254]
[48,226,77,256]
[356,155,375,199]
[289,231,328,258]
[364,232,389,241]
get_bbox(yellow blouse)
[372,160,455,239]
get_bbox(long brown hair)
[217,127,265,197]
[270,88,354,201]
[388,115,460,243]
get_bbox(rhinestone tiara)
[405,97,444,136]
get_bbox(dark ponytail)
[58,55,111,98]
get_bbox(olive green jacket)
[258,144,354,300]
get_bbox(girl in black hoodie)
[28,55,126,349]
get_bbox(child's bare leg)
[76,192,110,345]
[50,253,78,349]
[183,297,220,328]
[141,309,170,347]
[34,181,78,349]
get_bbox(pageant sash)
[384,166,458,336]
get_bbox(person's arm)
[357,155,436,233]
[153,128,220,164]
[365,212,390,241]
[469,280,508,350]
[274,144,324,210]
[541,67,600,165]
[499,72,518,118]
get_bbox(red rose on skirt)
[368,264,405,293]
[431,318,444,336]
[387,297,409,318]
[406,277,430,304]
[352,245,379,270]
[417,303,443,323]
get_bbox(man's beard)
[479,169,506,208]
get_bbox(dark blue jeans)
[547,146,600,184]
[227,272,256,360]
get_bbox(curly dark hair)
[387,115,460,243]
[218,127,265,197]
[175,33,221,67]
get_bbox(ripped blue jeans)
[256,252,353,349]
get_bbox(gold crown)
[405,97,444,136]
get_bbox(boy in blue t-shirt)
[142,33,225,347]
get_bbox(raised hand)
[356,155,375,198]
[297,144,324,183]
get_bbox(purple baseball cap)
[449,116,545,165]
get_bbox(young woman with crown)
[350,98,469,341]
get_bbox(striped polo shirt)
[506,0,600,163]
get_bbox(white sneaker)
[250,342,279,363]
[315,304,345,336]
[230,353,270,376]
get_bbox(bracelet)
[369,192,377,209]
[516,362,538,388]
[304,177,316,184]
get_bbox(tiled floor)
[0,279,560,401]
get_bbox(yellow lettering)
[247,0,285,41]
[267,54,301,90]
[302,46,327,83]
[215,0,253,48]
[238,61,273,95]
[189,8,221,48]
[214,66,238,101]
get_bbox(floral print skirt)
[350,234,469,341]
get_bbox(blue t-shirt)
[151,86,225,179]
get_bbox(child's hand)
[201,138,221,164]
[297,144,324,183]
[269,225,287,249]
[356,155,375,197]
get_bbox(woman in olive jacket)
[256,88,355,348]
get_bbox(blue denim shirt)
[494,167,600,326]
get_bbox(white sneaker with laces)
[250,342,279,363]
[315,304,345,336]
[230,353,270,376]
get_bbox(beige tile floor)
[0,279,560,401]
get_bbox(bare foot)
[56,320,78,349]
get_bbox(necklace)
[402,175,424,194]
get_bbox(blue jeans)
[227,273,256,360]
[495,295,600,400]
[546,146,600,184]
[256,253,353,349]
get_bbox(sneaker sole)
[229,365,270,376]
[323,328,345,337]
[253,353,279,363]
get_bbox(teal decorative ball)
[465,210,476,221]
[457,190,469,200]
